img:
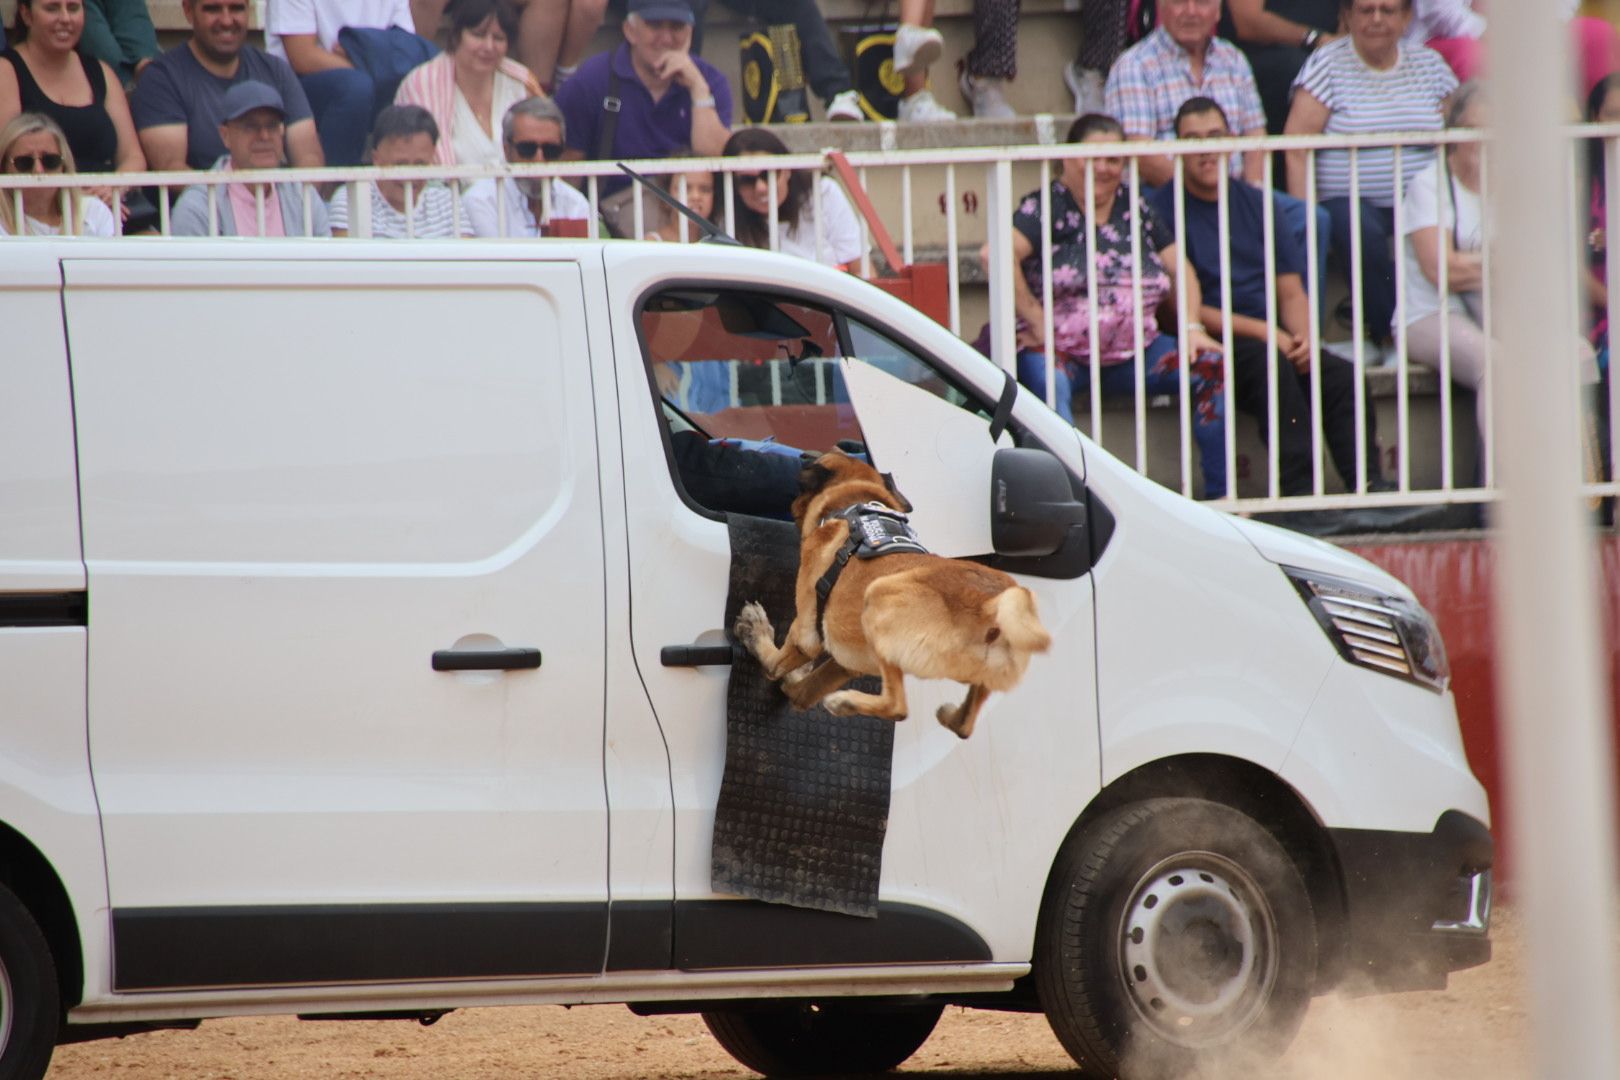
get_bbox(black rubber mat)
[712,514,893,918]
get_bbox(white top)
[1293,37,1458,207]
[775,176,864,268]
[266,0,415,57]
[1401,159,1483,326]
[1404,0,1487,44]
[0,195,116,236]
[463,176,593,238]
[450,71,529,168]
[327,180,471,238]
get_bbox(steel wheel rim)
[1116,851,1280,1048]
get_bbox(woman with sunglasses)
[329,105,471,238]
[718,127,862,269]
[0,0,145,182]
[0,111,115,235]
[394,0,542,167]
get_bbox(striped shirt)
[1293,37,1458,207]
[327,181,471,238]
[1104,27,1266,177]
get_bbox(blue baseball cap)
[627,0,695,24]
[221,80,286,123]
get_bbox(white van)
[1,239,1490,1080]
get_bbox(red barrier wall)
[1343,536,1620,882]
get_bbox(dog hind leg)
[783,657,856,711]
[823,659,909,721]
[936,684,991,740]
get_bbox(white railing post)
[1492,6,1620,1080]
[985,159,1018,376]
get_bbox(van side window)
[843,316,990,423]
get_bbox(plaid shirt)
[1104,27,1266,176]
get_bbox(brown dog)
[734,450,1051,739]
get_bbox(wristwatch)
[691,94,717,109]
[1301,28,1322,51]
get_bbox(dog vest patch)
[814,503,928,631]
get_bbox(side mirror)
[991,448,1087,558]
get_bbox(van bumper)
[1326,810,1494,992]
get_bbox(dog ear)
[798,460,835,496]
[881,472,914,512]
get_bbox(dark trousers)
[690,0,853,102]
[1323,197,1397,344]
[1231,337,1383,495]
[1240,43,1312,136]
[300,67,379,167]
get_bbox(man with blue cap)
[554,0,732,235]
[171,81,332,237]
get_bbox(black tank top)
[1,47,118,174]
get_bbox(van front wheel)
[1036,798,1315,1079]
[701,1001,943,1077]
[0,882,59,1080]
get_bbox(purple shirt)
[554,43,731,194]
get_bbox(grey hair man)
[465,95,595,238]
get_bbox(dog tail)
[986,587,1053,654]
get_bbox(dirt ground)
[47,906,1536,1080]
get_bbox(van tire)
[0,882,60,1080]
[701,1001,943,1076]
[1035,798,1315,1079]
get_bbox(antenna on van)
[617,163,740,246]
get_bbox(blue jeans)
[1018,335,1229,499]
[299,67,376,167]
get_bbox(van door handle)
[432,647,542,672]
[660,644,736,667]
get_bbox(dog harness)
[814,502,929,633]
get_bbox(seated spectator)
[554,0,731,236]
[1065,0,1134,115]
[171,81,331,236]
[994,112,1230,499]
[1157,96,1396,500]
[463,95,592,236]
[411,0,567,90]
[1586,73,1620,370]
[394,0,541,167]
[1408,0,1620,100]
[1106,0,1330,291]
[1284,0,1455,346]
[688,0,862,121]
[643,156,713,242]
[0,0,145,178]
[329,104,470,236]
[889,0,953,121]
[1403,84,1598,456]
[720,127,862,268]
[131,0,322,171]
[1218,0,1341,135]
[267,0,435,166]
[0,111,116,234]
[81,0,159,89]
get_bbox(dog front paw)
[734,601,775,653]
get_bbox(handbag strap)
[598,54,623,162]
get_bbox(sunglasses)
[511,140,565,161]
[9,152,64,173]
[732,171,777,187]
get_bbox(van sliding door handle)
[432,647,542,672]
[660,644,736,667]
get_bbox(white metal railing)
[4,126,1617,514]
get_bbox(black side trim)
[0,591,86,628]
[671,900,991,970]
[112,903,607,991]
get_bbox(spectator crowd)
[1,0,1615,522]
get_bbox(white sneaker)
[826,88,864,122]
[958,69,1016,119]
[1061,60,1105,114]
[896,88,956,122]
[891,23,944,77]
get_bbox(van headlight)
[1284,566,1450,694]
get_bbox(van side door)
[64,257,610,995]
